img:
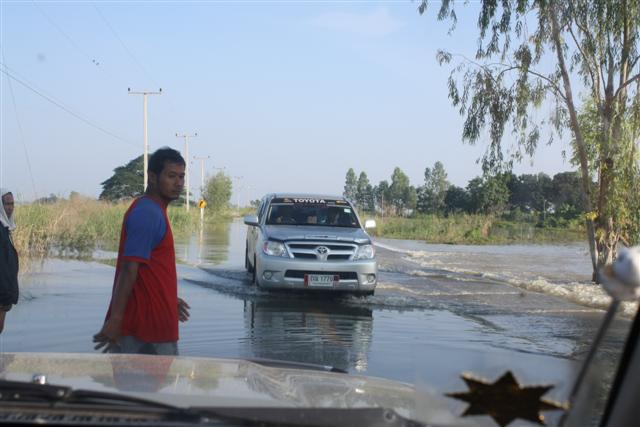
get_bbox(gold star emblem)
[446,371,566,426]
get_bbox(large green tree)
[420,0,640,278]
[99,155,144,201]
[549,171,586,219]
[508,173,553,213]
[417,161,451,214]
[343,168,358,202]
[389,167,416,215]
[203,171,232,213]
[374,180,391,215]
[444,186,471,214]
[356,172,375,213]
[467,174,510,214]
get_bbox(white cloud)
[312,8,404,38]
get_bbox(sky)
[0,0,575,204]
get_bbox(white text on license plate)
[306,274,338,287]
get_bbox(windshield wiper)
[0,379,427,426]
[0,378,182,411]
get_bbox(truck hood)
[263,225,372,244]
[0,352,474,426]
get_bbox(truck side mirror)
[244,215,259,226]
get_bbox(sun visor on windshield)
[272,198,349,207]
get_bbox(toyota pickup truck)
[244,194,377,296]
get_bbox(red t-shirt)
[106,196,178,343]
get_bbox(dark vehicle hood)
[263,225,372,244]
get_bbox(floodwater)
[0,219,634,426]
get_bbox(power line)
[0,64,136,147]
[2,54,38,199]
[93,4,160,89]
[93,5,181,117]
[32,1,128,87]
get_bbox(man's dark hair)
[148,147,185,175]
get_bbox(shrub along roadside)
[12,199,210,272]
[368,214,584,244]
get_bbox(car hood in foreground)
[0,352,475,426]
[263,225,372,244]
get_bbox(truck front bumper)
[255,252,377,294]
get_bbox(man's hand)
[92,317,122,353]
[178,298,190,322]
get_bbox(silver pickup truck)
[244,194,378,296]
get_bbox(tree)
[417,161,450,214]
[444,186,471,214]
[356,172,374,213]
[203,171,232,213]
[467,174,510,214]
[550,171,586,219]
[389,167,414,215]
[99,155,144,201]
[374,180,391,215]
[508,173,552,213]
[343,168,357,202]
[419,0,640,277]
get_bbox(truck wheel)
[252,256,260,288]
[245,247,253,273]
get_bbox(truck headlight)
[354,244,375,260]
[263,241,288,257]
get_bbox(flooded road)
[0,219,634,425]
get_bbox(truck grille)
[285,241,357,261]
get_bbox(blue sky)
[1,1,573,203]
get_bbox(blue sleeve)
[123,199,166,261]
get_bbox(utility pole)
[176,132,198,210]
[193,155,210,196]
[244,184,251,208]
[194,155,209,223]
[233,176,243,211]
[128,88,162,192]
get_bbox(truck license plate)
[305,274,338,287]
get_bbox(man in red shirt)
[93,147,190,355]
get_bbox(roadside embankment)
[12,198,233,271]
[370,214,585,244]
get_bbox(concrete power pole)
[176,132,198,210]
[233,176,243,211]
[193,155,210,223]
[128,88,162,192]
[193,155,210,195]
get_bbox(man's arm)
[93,260,139,352]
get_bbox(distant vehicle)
[244,194,378,296]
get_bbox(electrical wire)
[2,53,38,199]
[93,4,160,89]
[92,4,182,126]
[0,63,137,148]
[32,1,129,88]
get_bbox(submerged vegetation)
[12,197,238,271]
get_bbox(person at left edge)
[0,188,19,334]
[93,147,190,355]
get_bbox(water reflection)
[243,297,373,373]
[174,220,245,267]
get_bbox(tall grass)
[12,198,202,271]
[372,214,584,244]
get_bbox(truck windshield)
[265,199,360,228]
